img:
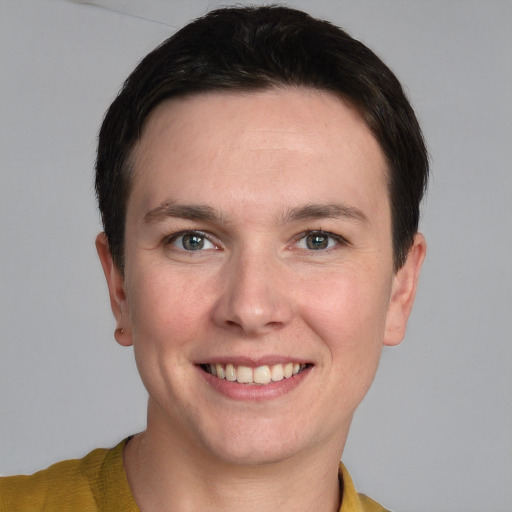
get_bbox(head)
[94,6,427,467]
[95,5,428,274]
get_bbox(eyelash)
[294,230,348,252]
[164,230,218,252]
[163,229,348,253]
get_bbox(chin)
[206,437,302,467]
[194,414,325,468]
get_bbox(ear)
[383,233,426,347]
[95,232,132,347]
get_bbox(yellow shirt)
[0,439,389,512]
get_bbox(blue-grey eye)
[182,233,205,250]
[296,231,340,250]
[169,231,216,251]
[307,233,328,250]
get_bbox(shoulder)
[0,439,136,512]
[339,463,391,512]
[358,493,392,512]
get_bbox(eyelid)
[293,229,349,250]
[162,228,348,252]
[164,230,220,250]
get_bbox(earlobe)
[95,232,132,347]
[383,233,426,347]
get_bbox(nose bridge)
[213,241,293,334]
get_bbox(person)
[0,5,427,511]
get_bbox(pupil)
[307,234,328,250]
[183,233,204,250]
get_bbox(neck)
[124,411,346,512]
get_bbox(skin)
[97,88,425,511]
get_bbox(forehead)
[128,88,389,223]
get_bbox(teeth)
[271,364,284,381]
[225,363,236,382]
[253,366,271,384]
[204,362,306,385]
[236,365,253,383]
[215,364,225,379]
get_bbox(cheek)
[300,266,392,359]
[295,268,392,426]
[124,267,214,402]
[126,264,214,352]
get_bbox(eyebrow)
[143,200,368,225]
[281,203,368,224]
[143,201,221,224]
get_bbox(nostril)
[222,318,286,334]
[267,321,285,330]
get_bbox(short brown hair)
[96,5,428,271]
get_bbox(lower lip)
[198,366,312,401]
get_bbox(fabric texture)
[0,439,389,511]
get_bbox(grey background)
[1,1,511,511]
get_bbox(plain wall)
[1,1,511,511]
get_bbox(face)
[98,88,425,467]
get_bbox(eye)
[295,230,345,251]
[166,231,217,251]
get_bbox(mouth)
[200,362,309,385]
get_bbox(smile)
[201,362,308,385]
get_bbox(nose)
[212,247,294,336]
